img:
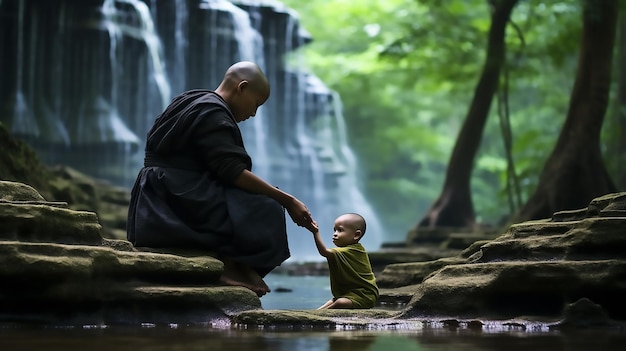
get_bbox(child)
[308,213,379,309]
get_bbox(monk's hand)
[286,198,313,228]
[305,220,319,234]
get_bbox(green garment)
[327,243,379,308]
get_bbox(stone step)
[0,241,224,286]
[0,201,103,245]
[0,284,260,325]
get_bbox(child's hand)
[306,219,319,234]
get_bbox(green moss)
[0,122,51,197]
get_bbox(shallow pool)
[1,324,625,351]
[2,274,624,351]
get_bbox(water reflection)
[1,325,625,351]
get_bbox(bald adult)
[219,61,269,93]
[127,61,315,297]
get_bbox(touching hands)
[307,220,319,234]
[285,197,315,231]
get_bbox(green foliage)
[282,0,620,239]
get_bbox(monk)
[127,61,315,296]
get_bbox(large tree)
[417,0,519,228]
[517,0,619,221]
[614,7,626,190]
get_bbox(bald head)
[215,61,270,122]
[218,61,269,96]
[338,213,367,237]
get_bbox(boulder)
[382,192,626,322]
[368,247,462,275]
[553,297,619,329]
[0,181,46,201]
[45,165,131,240]
[0,180,261,325]
[370,226,499,276]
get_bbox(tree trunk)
[614,8,626,189]
[517,0,619,222]
[417,0,519,228]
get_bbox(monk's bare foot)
[220,258,270,297]
[220,274,267,296]
[242,265,271,294]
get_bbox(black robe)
[127,90,289,276]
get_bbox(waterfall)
[102,0,171,112]
[8,0,37,138]
[206,0,270,179]
[0,0,383,260]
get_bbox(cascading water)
[5,0,41,140]
[0,0,383,260]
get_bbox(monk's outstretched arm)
[234,169,314,230]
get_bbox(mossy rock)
[0,122,51,198]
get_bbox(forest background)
[281,0,626,243]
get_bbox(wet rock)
[233,308,401,328]
[376,257,466,288]
[46,166,131,240]
[371,226,499,278]
[400,259,626,319]
[0,181,46,202]
[551,298,621,329]
[0,188,103,245]
[0,180,260,325]
[368,247,462,274]
[384,192,626,322]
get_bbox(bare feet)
[219,258,270,297]
[317,297,353,309]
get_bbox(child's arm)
[313,230,333,258]
[308,220,333,258]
